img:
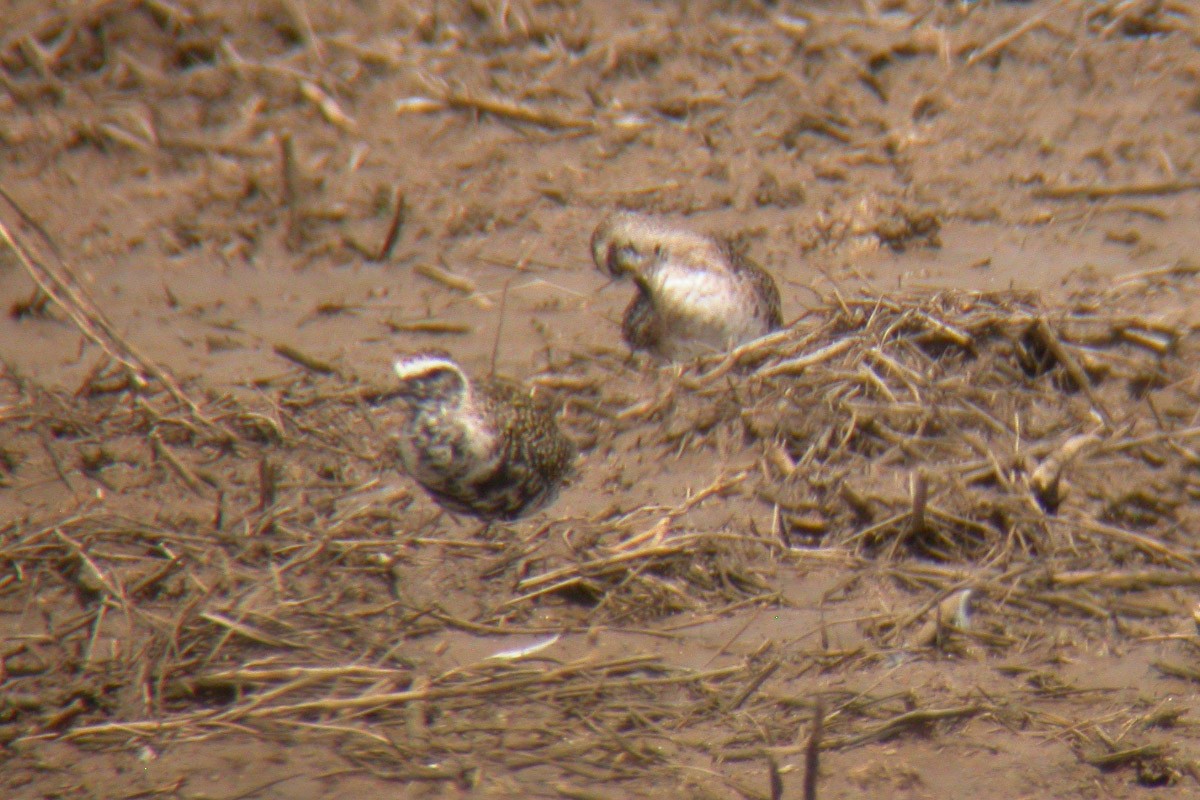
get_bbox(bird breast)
[648,267,762,342]
[399,405,499,482]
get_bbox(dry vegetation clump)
[548,264,1200,632]
[4,225,1200,789]
[665,269,1200,567]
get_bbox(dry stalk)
[1028,433,1100,512]
[755,338,856,379]
[0,190,231,442]
[6,273,1200,790]
[375,187,407,262]
[415,262,477,294]
[805,700,823,800]
[822,704,985,748]
[1033,179,1200,200]
[962,4,1060,66]
[442,88,596,132]
[298,80,357,131]
[272,343,338,375]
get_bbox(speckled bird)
[591,211,783,360]
[390,354,575,522]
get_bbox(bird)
[389,353,576,522]
[590,211,783,360]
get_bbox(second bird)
[591,211,783,361]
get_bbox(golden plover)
[591,211,783,360]
[390,354,575,522]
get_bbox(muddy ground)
[4,0,1200,798]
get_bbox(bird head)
[392,354,469,408]
[590,211,661,280]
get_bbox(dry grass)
[3,253,1200,790]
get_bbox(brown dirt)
[5,1,1200,798]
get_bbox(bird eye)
[606,245,624,274]
[609,244,642,275]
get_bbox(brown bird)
[390,354,575,522]
[591,211,783,360]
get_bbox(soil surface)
[5,1,1200,798]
